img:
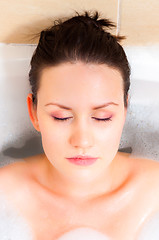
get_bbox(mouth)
[66,155,98,166]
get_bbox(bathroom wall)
[0,0,159,45]
[0,0,117,44]
[120,0,159,45]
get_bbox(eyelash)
[52,117,112,122]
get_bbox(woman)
[0,10,159,240]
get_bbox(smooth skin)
[0,62,159,240]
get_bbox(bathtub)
[0,43,159,167]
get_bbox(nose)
[69,123,94,150]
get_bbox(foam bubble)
[0,193,33,240]
[136,212,159,240]
[57,227,110,240]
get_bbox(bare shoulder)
[0,153,45,189]
[0,160,26,178]
[118,151,159,173]
[0,161,28,194]
[130,155,159,177]
[128,155,159,203]
[132,157,159,239]
[118,152,159,188]
[0,154,43,195]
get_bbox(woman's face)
[28,62,127,183]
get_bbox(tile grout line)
[116,0,121,36]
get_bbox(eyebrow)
[45,102,119,110]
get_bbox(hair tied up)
[77,11,116,31]
[77,11,125,41]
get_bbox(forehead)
[38,62,123,105]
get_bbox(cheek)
[97,121,124,161]
[37,116,66,151]
[41,127,64,146]
[96,116,125,149]
[40,128,66,164]
[98,118,124,139]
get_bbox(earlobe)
[27,93,40,132]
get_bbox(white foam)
[0,193,33,240]
[137,212,159,240]
[57,227,110,240]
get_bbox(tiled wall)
[120,0,159,45]
[0,0,117,44]
[0,0,159,45]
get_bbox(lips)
[67,155,98,160]
[66,155,98,166]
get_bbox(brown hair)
[29,10,130,108]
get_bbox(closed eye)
[92,117,112,122]
[52,116,112,122]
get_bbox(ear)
[27,93,40,132]
[126,94,129,108]
[125,94,129,115]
